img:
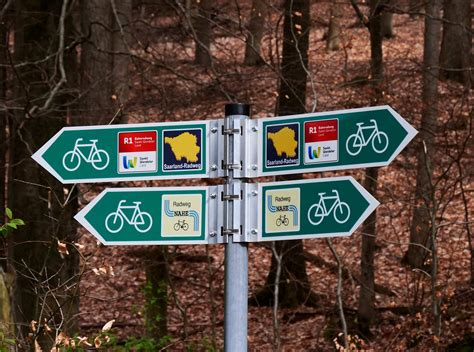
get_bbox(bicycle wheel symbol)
[104,201,153,234]
[276,215,289,227]
[62,139,110,171]
[345,120,389,156]
[174,220,189,231]
[307,190,351,226]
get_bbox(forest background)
[0,0,472,350]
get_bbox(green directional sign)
[258,105,417,176]
[75,187,209,245]
[257,176,378,241]
[32,121,213,183]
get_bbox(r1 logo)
[118,131,158,173]
[304,119,339,165]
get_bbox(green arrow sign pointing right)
[257,176,379,241]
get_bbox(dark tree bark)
[251,0,318,308]
[276,0,310,116]
[81,0,114,124]
[111,0,132,123]
[357,0,386,336]
[326,0,342,51]
[144,248,168,340]
[381,11,394,38]
[244,0,268,65]
[439,0,472,87]
[193,0,213,67]
[402,0,443,269]
[10,0,79,348]
[409,0,422,17]
[0,4,9,274]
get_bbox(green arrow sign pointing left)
[32,120,215,184]
[75,187,210,245]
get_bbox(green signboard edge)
[74,186,209,245]
[31,120,212,184]
[256,176,379,242]
[257,105,418,177]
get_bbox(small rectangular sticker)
[304,119,338,164]
[118,131,158,173]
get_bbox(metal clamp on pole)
[223,103,249,352]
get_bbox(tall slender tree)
[244,0,268,65]
[326,0,342,51]
[81,0,115,124]
[251,0,318,308]
[439,0,472,87]
[10,0,79,348]
[357,0,386,336]
[193,0,213,67]
[403,0,443,268]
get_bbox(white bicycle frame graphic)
[105,200,153,233]
[62,138,110,171]
[307,190,350,225]
[346,119,389,156]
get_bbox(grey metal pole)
[224,103,249,352]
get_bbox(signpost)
[257,105,417,177]
[32,120,219,183]
[32,104,417,352]
[74,186,215,245]
[256,176,379,242]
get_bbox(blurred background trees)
[0,0,472,350]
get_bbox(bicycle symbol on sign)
[174,219,189,231]
[346,119,389,156]
[62,138,110,171]
[164,200,199,231]
[307,190,350,226]
[276,214,289,227]
[105,200,153,233]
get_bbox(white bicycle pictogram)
[307,190,350,225]
[105,200,153,233]
[62,138,110,171]
[346,119,389,156]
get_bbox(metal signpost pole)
[223,103,249,351]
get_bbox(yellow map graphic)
[165,132,200,162]
[268,127,298,157]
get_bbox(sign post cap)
[225,103,250,117]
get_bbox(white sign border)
[256,176,380,242]
[257,105,418,177]
[74,186,209,245]
[32,120,212,184]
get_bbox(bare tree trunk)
[326,0,342,51]
[0,5,9,276]
[402,0,443,269]
[10,0,79,349]
[144,248,168,340]
[193,0,212,67]
[439,0,472,88]
[357,0,385,336]
[381,11,394,38]
[244,0,268,65]
[409,0,421,17]
[81,0,114,124]
[251,0,319,309]
[111,0,132,123]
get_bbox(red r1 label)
[304,119,338,164]
[118,131,157,173]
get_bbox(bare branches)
[327,239,348,349]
